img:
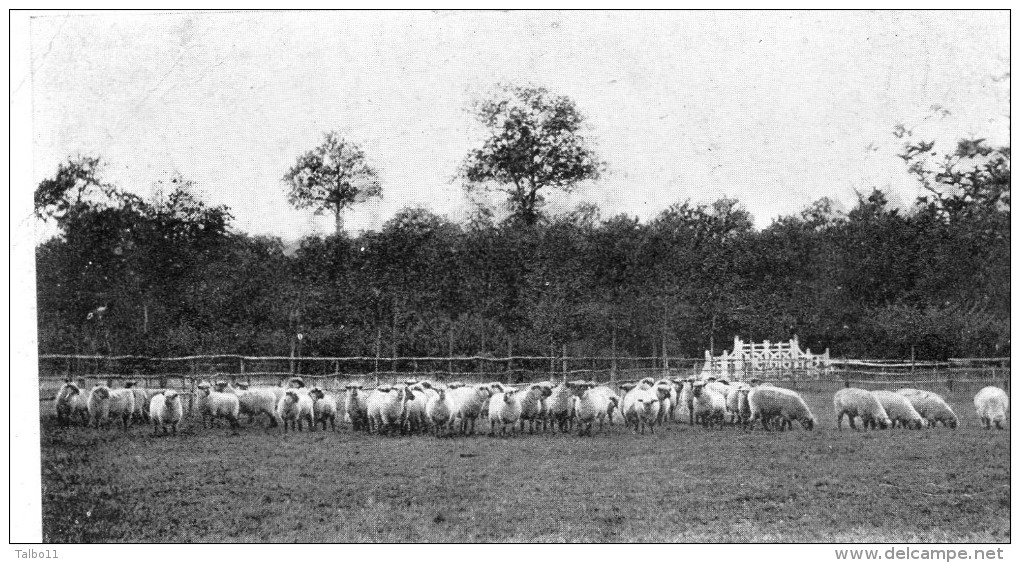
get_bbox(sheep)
[195,381,241,431]
[691,380,727,428]
[871,390,925,429]
[895,389,959,429]
[86,385,135,430]
[624,385,661,434]
[543,382,575,433]
[654,379,677,424]
[425,385,457,437]
[276,388,316,433]
[833,388,891,431]
[54,381,89,425]
[366,385,415,435]
[122,380,150,421]
[402,380,433,434]
[488,389,524,436]
[449,383,493,435]
[678,378,696,424]
[148,390,184,435]
[725,383,752,425]
[344,385,370,431]
[309,387,339,431]
[572,382,620,436]
[974,386,1009,430]
[215,381,282,428]
[748,386,816,431]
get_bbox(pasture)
[39,383,1009,543]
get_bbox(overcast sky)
[29,10,1010,240]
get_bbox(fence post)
[188,377,195,416]
[562,344,568,379]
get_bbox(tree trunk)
[334,206,344,235]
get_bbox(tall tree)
[283,132,383,234]
[459,84,604,226]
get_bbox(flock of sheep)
[51,374,1010,436]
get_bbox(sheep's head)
[488,382,507,394]
[534,384,553,399]
[124,380,137,389]
[309,388,325,401]
[287,377,306,389]
[164,390,180,404]
[692,382,706,398]
[705,376,717,383]
[503,390,517,403]
[607,396,620,413]
[214,381,230,392]
[418,381,433,390]
[376,385,392,393]
[945,415,959,429]
[92,386,111,400]
[636,396,657,414]
[619,383,636,393]
[235,382,250,390]
[639,377,655,387]
[474,384,493,398]
[62,383,81,396]
[801,417,815,431]
[908,418,924,430]
[654,384,672,401]
[448,381,465,389]
[284,390,300,404]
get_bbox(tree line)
[34,85,1009,361]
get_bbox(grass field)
[39,384,1010,543]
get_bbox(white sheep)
[404,380,439,434]
[195,381,241,431]
[691,380,727,428]
[87,385,135,430]
[654,379,677,424]
[54,381,89,425]
[974,386,1009,430]
[572,382,620,436]
[343,385,370,431]
[624,385,661,434]
[528,381,561,433]
[309,387,339,431]
[425,385,457,437]
[216,382,283,428]
[366,385,415,435]
[895,389,959,429]
[748,386,816,431]
[871,390,925,429]
[449,383,492,435]
[276,388,316,433]
[678,378,696,424]
[148,390,184,435]
[833,388,891,430]
[725,383,752,424]
[488,389,524,436]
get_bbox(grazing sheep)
[309,387,339,431]
[276,389,316,433]
[692,381,727,428]
[87,385,112,428]
[366,385,415,435]
[895,389,959,429]
[425,385,457,437]
[195,381,241,431]
[215,382,282,428]
[748,386,815,431]
[573,383,620,436]
[974,386,1009,430]
[344,385,370,431]
[122,381,150,421]
[871,390,925,429]
[149,390,184,435]
[488,389,523,436]
[833,388,891,431]
[55,382,89,425]
[449,384,493,435]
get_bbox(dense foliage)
[35,133,1009,360]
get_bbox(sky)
[27,10,1010,241]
